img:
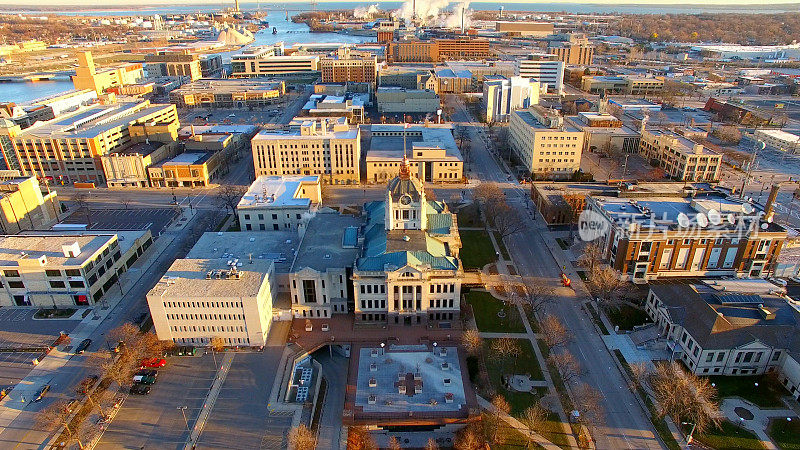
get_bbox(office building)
[639,129,722,182]
[517,54,564,94]
[366,124,463,183]
[433,68,473,94]
[144,52,203,81]
[72,51,144,95]
[251,117,361,184]
[375,87,440,114]
[378,66,435,90]
[585,193,787,281]
[0,89,98,130]
[147,255,277,347]
[101,141,180,188]
[494,21,554,37]
[386,39,491,63]
[443,60,516,84]
[581,76,665,95]
[353,159,463,326]
[0,172,60,234]
[509,107,584,179]
[0,231,153,307]
[753,129,800,154]
[230,47,319,78]
[169,79,285,108]
[300,94,366,124]
[645,280,800,402]
[0,100,179,184]
[436,39,491,61]
[236,175,322,232]
[319,47,378,85]
[483,76,542,123]
[565,112,640,154]
[548,34,595,66]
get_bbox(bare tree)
[288,424,316,450]
[490,395,511,445]
[712,124,742,144]
[37,399,84,449]
[425,437,439,450]
[216,184,247,228]
[454,422,486,450]
[541,314,570,349]
[548,350,582,384]
[473,182,504,217]
[520,281,555,317]
[72,192,92,227]
[387,436,402,450]
[346,426,377,450]
[120,197,132,210]
[460,329,483,356]
[491,338,521,379]
[629,362,649,392]
[521,403,548,447]
[573,383,605,430]
[210,335,225,369]
[493,204,525,239]
[651,361,720,435]
[577,242,604,275]
[587,265,629,311]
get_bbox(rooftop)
[171,78,284,95]
[367,127,462,161]
[0,234,115,267]
[19,229,148,258]
[186,231,299,274]
[112,140,166,157]
[292,211,362,272]
[237,176,319,209]
[160,152,211,166]
[151,258,273,299]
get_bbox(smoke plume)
[354,4,380,19]
[392,0,473,28]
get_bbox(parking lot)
[0,351,41,388]
[62,208,178,236]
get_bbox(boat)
[272,27,277,34]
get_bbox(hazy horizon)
[0,0,797,6]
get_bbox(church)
[352,156,463,327]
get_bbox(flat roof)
[187,231,299,274]
[151,258,273,299]
[19,229,149,258]
[292,212,361,272]
[515,110,580,132]
[161,152,211,166]
[237,175,319,209]
[254,126,358,141]
[112,141,165,157]
[367,127,462,161]
[0,234,114,267]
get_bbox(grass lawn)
[604,304,650,331]
[708,375,785,408]
[493,231,511,260]
[456,203,480,227]
[460,229,497,270]
[690,421,766,450]
[768,418,800,450]
[466,291,526,333]
[484,338,545,414]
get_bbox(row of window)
[167,313,243,321]
[163,301,243,309]
[173,337,250,344]
[171,324,245,333]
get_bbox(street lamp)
[177,406,189,431]
[681,421,696,446]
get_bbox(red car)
[141,358,166,368]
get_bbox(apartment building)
[72,51,144,95]
[585,193,787,282]
[230,48,319,78]
[0,232,152,307]
[386,39,491,63]
[483,76,542,123]
[375,87,440,114]
[366,124,463,183]
[0,100,179,184]
[145,52,203,81]
[319,47,378,85]
[509,107,584,179]
[251,117,361,184]
[548,34,594,65]
[645,280,800,401]
[581,76,664,95]
[168,79,285,108]
[517,54,564,94]
[565,112,640,154]
[0,172,60,233]
[352,161,462,326]
[639,129,722,182]
[436,39,491,61]
[236,175,321,231]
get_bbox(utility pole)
[740,138,765,199]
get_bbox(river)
[0,10,368,104]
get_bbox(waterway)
[0,10,368,104]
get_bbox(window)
[69,280,85,288]
[3,270,20,277]
[66,269,81,277]
[45,269,61,277]
[49,280,66,288]
[8,281,24,289]
[303,280,317,303]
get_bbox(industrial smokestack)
[499,6,504,18]
[461,7,465,34]
[412,0,416,20]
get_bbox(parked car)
[129,384,151,395]
[75,338,92,354]
[135,369,158,378]
[141,357,166,368]
[132,374,156,385]
[34,384,50,402]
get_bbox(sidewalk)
[185,352,235,449]
[719,398,795,450]
[477,395,562,450]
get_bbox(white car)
[770,278,788,287]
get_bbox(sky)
[0,0,798,5]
